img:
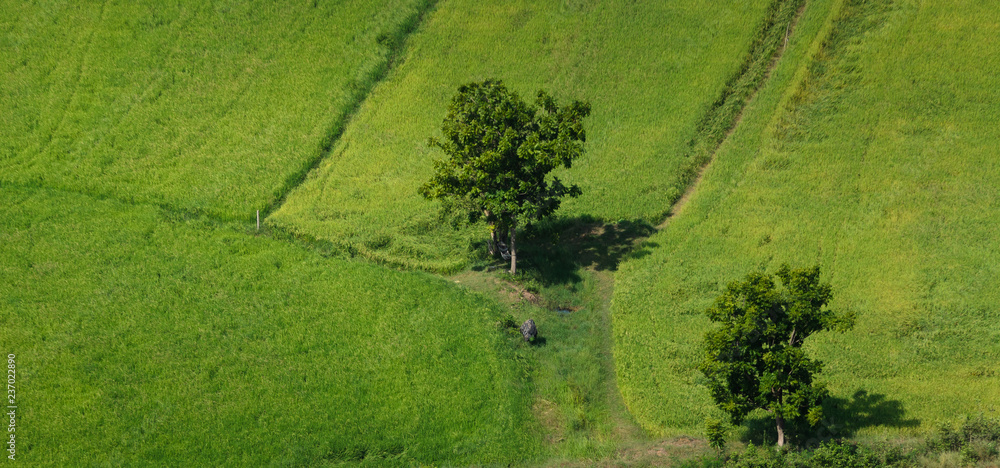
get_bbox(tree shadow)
[740,390,921,447]
[512,215,658,286]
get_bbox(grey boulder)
[520,319,537,342]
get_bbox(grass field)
[0,186,539,466]
[613,0,1000,441]
[8,0,999,463]
[0,0,432,220]
[269,0,777,271]
[451,268,652,463]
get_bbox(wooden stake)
[256,210,260,232]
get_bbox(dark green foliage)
[420,79,589,223]
[420,79,590,274]
[700,265,855,446]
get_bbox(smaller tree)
[699,264,854,447]
[705,417,728,454]
[419,79,590,275]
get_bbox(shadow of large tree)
[478,215,657,286]
[740,390,921,447]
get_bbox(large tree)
[699,265,855,446]
[419,79,590,274]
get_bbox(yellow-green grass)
[613,0,1000,440]
[0,0,431,220]
[269,0,777,271]
[0,186,538,465]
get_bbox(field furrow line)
[35,1,107,163]
[658,0,808,228]
[263,0,441,217]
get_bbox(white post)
[256,210,260,232]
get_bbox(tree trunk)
[776,415,786,447]
[485,211,497,257]
[488,223,498,257]
[508,222,517,275]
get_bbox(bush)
[927,414,1000,453]
[679,455,726,468]
[725,443,787,468]
[808,440,880,468]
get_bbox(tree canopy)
[419,79,590,274]
[699,264,855,446]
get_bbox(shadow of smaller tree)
[740,390,921,447]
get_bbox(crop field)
[613,0,1000,440]
[0,0,431,220]
[7,0,999,464]
[269,0,777,271]
[0,187,538,465]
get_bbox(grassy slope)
[0,186,538,466]
[0,0,430,220]
[613,0,1000,439]
[269,0,773,271]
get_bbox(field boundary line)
[262,0,442,218]
[657,0,808,228]
[2,180,361,264]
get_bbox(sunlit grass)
[0,186,538,466]
[613,0,1000,439]
[269,0,774,271]
[0,0,432,220]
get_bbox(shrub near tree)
[699,265,855,446]
[419,79,590,274]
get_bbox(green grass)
[613,0,1000,441]
[269,0,777,271]
[0,186,539,466]
[8,0,998,463]
[451,267,655,464]
[0,0,432,220]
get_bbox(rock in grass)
[520,319,537,342]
